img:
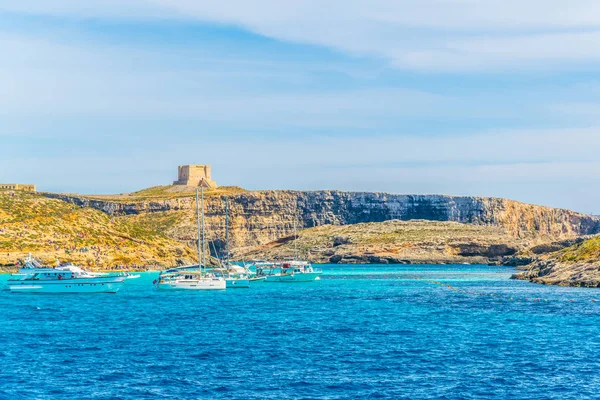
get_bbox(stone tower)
[173,165,217,188]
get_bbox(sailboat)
[156,188,226,290]
[221,197,250,288]
[259,213,322,283]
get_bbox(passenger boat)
[6,256,125,293]
[155,187,226,291]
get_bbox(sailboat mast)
[195,188,202,275]
[294,213,298,259]
[201,186,206,267]
[225,196,230,264]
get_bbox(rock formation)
[43,190,600,256]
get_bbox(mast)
[225,196,230,265]
[195,188,202,275]
[201,186,206,267]
[294,212,298,259]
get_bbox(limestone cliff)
[43,190,600,256]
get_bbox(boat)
[107,271,141,279]
[219,197,250,288]
[155,187,226,291]
[262,261,323,283]
[156,265,225,290]
[5,255,125,293]
[252,215,322,283]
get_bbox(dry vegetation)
[83,185,247,202]
[0,190,195,270]
[239,219,530,264]
[514,235,600,286]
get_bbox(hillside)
[0,190,195,270]
[44,189,600,256]
[237,219,528,264]
[513,235,600,287]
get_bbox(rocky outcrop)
[239,220,527,264]
[513,236,600,286]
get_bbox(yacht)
[156,265,225,290]
[254,215,322,282]
[219,264,251,288]
[219,197,250,288]
[155,187,226,291]
[259,261,323,283]
[6,256,125,293]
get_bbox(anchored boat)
[253,261,322,282]
[155,187,226,291]
[6,256,125,293]
[219,197,250,288]
[156,265,225,290]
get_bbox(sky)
[1,1,599,213]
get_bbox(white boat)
[258,261,323,283]
[156,266,226,290]
[6,256,125,293]
[220,264,251,288]
[106,271,141,279]
[226,277,250,288]
[257,214,322,282]
[219,197,250,289]
[155,188,226,291]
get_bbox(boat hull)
[226,278,250,288]
[264,272,322,282]
[6,278,125,293]
[158,279,226,290]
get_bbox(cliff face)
[43,191,600,254]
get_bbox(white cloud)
[3,1,600,70]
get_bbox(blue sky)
[1,1,599,213]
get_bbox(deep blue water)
[2,264,600,399]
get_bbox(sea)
[1,264,600,399]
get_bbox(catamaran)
[5,256,126,293]
[155,187,225,290]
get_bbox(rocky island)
[2,166,599,284]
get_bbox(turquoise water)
[2,264,600,399]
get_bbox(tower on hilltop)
[173,165,217,188]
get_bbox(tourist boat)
[155,188,226,291]
[5,256,125,293]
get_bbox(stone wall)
[0,184,36,192]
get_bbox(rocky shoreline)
[511,235,600,287]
